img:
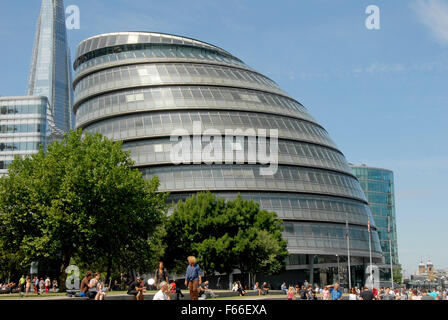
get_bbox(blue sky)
[0,0,447,275]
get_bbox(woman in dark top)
[154,261,169,289]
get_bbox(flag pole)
[346,212,351,290]
[368,221,373,289]
[388,216,394,289]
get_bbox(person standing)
[421,289,434,300]
[184,256,202,300]
[349,288,359,300]
[359,286,375,300]
[328,283,343,300]
[154,261,169,290]
[306,285,315,300]
[298,285,307,300]
[287,286,294,300]
[38,277,45,294]
[411,289,421,300]
[372,287,379,300]
[399,288,408,300]
[33,276,39,295]
[18,275,26,297]
[25,276,31,296]
[52,279,58,292]
[380,287,395,300]
[303,279,309,288]
[44,276,51,293]
[321,286,330,300]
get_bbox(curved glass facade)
[351,165,399,266]
[73,32,383,271]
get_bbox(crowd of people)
[0,275,58,296]
[279,280,448,300]
[79,272,107,300]
[252,282,270,296]
[5,261,447,301]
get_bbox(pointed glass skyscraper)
[0,0,72,175]
[27,0,74,132]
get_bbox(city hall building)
[73,32,383,287]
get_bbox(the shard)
[27,0,74,132]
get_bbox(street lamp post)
[346,212,351,290]
[388,216,394,289]
[368,221,373,289]
[336,254,340,284]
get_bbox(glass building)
[73,32,383,286]
[0,96,49,175]
[0,0,70,175]
[350,165,399,267]
[27,0,74,132]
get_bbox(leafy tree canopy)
[0,130,168,285]
[163,192,289,279]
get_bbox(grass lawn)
[210,294,286,300]
[0,290,158,300]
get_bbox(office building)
[0,0,71,175]
[73,32,383,286]
[350,164,399,267]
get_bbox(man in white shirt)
[153,281,170,300]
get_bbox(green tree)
[0,130,168,288]
[393,265,403,284]
[226,196,289,283]
[163,192,288,282]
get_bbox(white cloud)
[412,0,448,45]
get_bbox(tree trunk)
[59,248,72,292]
[105,256,112,286]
